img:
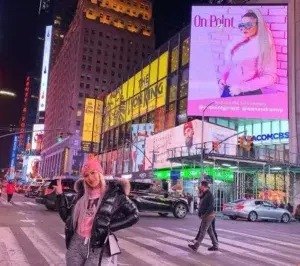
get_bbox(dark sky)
[0,0,199,168]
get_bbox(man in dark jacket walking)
[188,180,218,251]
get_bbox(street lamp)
[200,102,215,181]
[0,90,16,97]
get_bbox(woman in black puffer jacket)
[55,158,139,266]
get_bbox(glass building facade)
[98,25,289,177]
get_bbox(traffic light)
[238,136,244,149]
[212,141,219,152]
[246,136,254,152]
[57,132,63,142]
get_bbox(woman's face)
[84,170,101,188]
[239,16,258,38]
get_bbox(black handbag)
[98,227,121,265]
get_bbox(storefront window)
[154,107,165,133]
[170,46,179,73]
[245,124,252,136]
[253,123,261,136]
[177,98,187,125]
[140,115,147,123]
[124,122,131,143]
[216,118,229,128]
[113,127,119,148]
[147,111,155,123]
[165,102,176,129]
[118,125,125,146]
[181,38,190,66]
[179,68,189,98]
[168,75,177,103]
[272,120,280,133]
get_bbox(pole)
[200,102,215,181]
[0,128,63,139]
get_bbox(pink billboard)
[144,120,237,170]
[188,6,288,119]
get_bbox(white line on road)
[129,236,189,256]
[22,227,65,266]
[24,202,38,206]
[20,220,36,223]
[119,238,179,266]
[151,227,294,266]
[0,227,30,266]
[217,228,300,249]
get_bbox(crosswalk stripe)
[129,236,189,256]
[22,227,65,266]
[119,238,179,266]
[151,227,294,266]
[0,227,30,266]
[217,228,300,249]
[13,202,23,206]
[24,202,38,206]
[177,227,300,259]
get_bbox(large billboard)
[145,120,237,170]
[103,51,169,132]
[82,98,103,153]
[188,6,288,119]
[131,123,154,172]
[32,124,44,152]
[38,25,52,112]
[22,156,42,182]
[10,135,18,171]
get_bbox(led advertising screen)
[32,124,44,151]
[38,25,52,112]
[131,123,154,172]
[188,6,288,119]
[144,119,237,170]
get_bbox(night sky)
[0,0,199,168]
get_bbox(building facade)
[40,0,155,178]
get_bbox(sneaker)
[188,239,197,244]
[208,246,219,251]
[188,243,199,251]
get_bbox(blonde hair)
[72,172,106,229]
[244,9,275,73]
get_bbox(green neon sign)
[153,167,234,183]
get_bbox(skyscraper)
[40,0,155,177]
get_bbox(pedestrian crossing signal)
[246,136,254,152]
[238,136,244,149]
[212,141,219,152]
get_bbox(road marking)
[24,202,38,206]
[13,202,24,206]
[0,227,30,266]
[22,227,65,266]
[20,220,36,223]
[129,236,189,256]
[151,227,294,266]
[160,236,220,256]
[217,228,300,249]
[119,238,179,266]
[59,234,65,239]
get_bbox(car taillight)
[235,204,244,210]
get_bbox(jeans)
[7,194,13,202]
[66,234,114,266]
[195,215,218,248]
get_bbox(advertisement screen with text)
[188,6,288,119]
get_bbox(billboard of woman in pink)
[188,6,288,119]
[220,9,277,97]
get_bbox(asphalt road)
[0,192,300,266]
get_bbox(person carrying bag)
[55,158,139,265]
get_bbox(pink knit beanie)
[81,159,103,176]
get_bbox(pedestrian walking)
[188,180,218,251]
[55,158,139,266]
[6,180,15,203]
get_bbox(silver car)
[222,199,291,223]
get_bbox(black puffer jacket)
[57,178,139,249]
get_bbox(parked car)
[15,182,26,193]
[24,179,44,198]
[128,181,189,219]
[223,199,292,223]
[35,177,77,211]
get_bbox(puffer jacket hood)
[74,177,131,199]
